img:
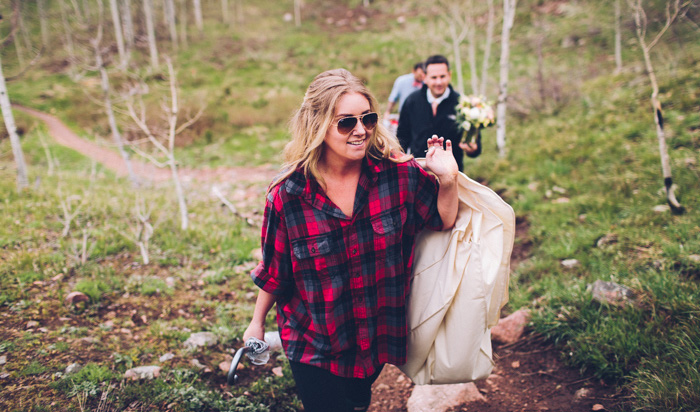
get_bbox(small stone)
[574,387,592,401]
[596,234,618,247]
[592,405,605,411]
[552,185,566,194]
[527,182,539,191]
[124,366,161,380]
[183,332,218,350]
[0,355,7,365]
[52,274,64,282]
[190,358,207,370]
[219,358,232,372]
[64,291,89,305]
[588,280,636,307]
[653,204,670,213]
[491,309,531,344]
[0,372,9,379]
[245,291,256,300]
[272,366,284,377]
[552,197,570,204]
[165,277,176,288]
[26,320,39,329]
[159,353,175,362]
[561,259,580,268]
[407,383,485,412]
[65,363,83,375]
[688,254,700,263]
[511,360,520,368]
[105,311,117,319]
[375,383,390,390]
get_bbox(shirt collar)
[284,156,383,199]
[427,87,451,106]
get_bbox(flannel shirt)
[251,156,442,378]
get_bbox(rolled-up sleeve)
[251,186,293,296]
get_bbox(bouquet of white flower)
[455,95,495,144]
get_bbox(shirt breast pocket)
[371,206,407,265]
[292,234,341,296]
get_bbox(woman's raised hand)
[425,135,459,182]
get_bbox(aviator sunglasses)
[332,112,379,135]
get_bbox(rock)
[105,311,117,319]
[183,332,218,350]
[219,359,232,373]
[511,360,520,368]
[272,366,284,377]
[552,197,570,204]
[552,185,567,194]
[64,291,89,305]
[65,363,83,375]
[573,387,592,401]
[596,234,618,247]
[375,383,390,391]
[26,320,39,329]
[491,309,531,344]
[190,358,207,370]
[561,259,580,268]
[124,366,161,380]
[689,254,700,263]
[587,280,636,307]
[0,355,6,365]
[165,277,176,288]
[653,204,670,213]
[159,353,175,362]
[527,182,539,191]
[407,383,485,412]
[592,405,606,411]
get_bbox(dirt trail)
[17,105,278,186]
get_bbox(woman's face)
[322,92,373,167]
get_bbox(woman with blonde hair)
[243,68,459,412]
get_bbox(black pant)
[288,360,384,412]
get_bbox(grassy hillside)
[2,0,699,411]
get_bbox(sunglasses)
[332,112,379,135]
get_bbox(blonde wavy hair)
[270,68,409,191]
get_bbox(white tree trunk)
[496,0,516,158]
[480,0,495,96]
[628,0,684,212]
[59,0,78,78]
[121,0,135,50]
[109,0,127,68]
[193,0,204,32]
[178,0,189,48]
[0,55,29,191]
[165,0,179,49]
[614,0,623,73]
[222,0,230,23]
[165,60,188,230]
[12,1,26,69]
[95,0,139,187]
[18,3,33,55]
[468,23,478,95]
[144,0,159,68]
[294,0,302,28]
[38,0,50,47]
[449,20,465,96]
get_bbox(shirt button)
[352,248,358,255]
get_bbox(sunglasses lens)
[337,117,358,134]
[362,113,378,129]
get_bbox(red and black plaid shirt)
[251,156,442,378]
